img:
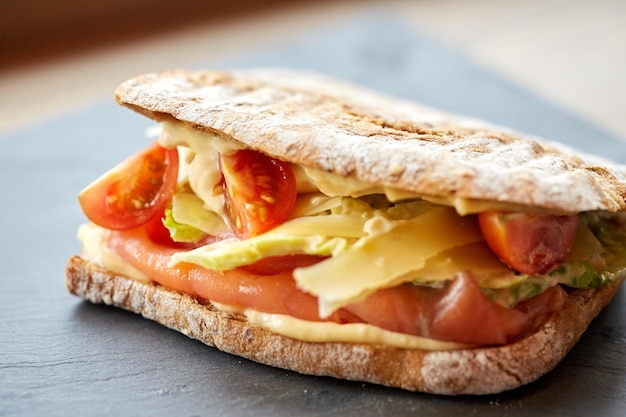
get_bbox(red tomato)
[78,142,179,230]
[219,149,297,239]
[143,213,177,247]
[478,211,580,275]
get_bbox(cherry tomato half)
[143,212,177,247]
[78,141,179,230]
[478,211,580,275]
[220,149,297,239]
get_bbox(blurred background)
[1,0,625,140]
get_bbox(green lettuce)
[164,192,230,242]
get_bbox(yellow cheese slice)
[293,207,484,317]
[289,193,343,218]
[414,241,514,286]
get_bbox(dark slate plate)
[1,11,625,417]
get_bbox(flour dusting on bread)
[115,69,626,213]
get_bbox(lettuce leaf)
[164,192,230,242]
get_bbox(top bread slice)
[114,68,626,214]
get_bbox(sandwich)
[66,68,626,395]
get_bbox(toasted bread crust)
[66,255,624,395]
[114,69,626,214]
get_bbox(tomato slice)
[143,213,178,247]
[79,141,179,230]
[478,211,580,275]
[220,149,297,239]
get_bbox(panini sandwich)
[66,69,626,395]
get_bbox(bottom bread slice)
[65,255,623,395]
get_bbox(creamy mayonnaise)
[78,224,149,282]
[157,121,527,215]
